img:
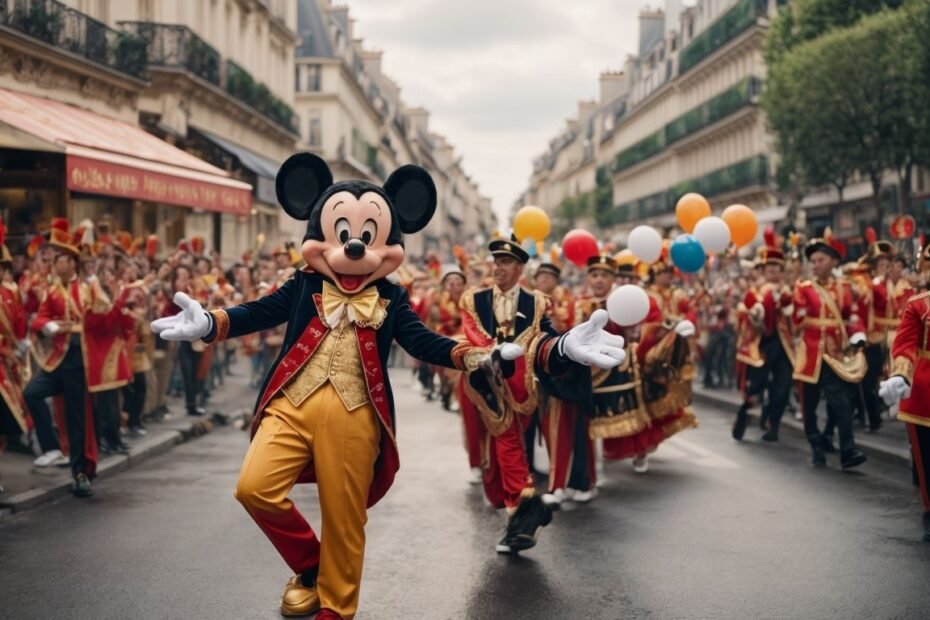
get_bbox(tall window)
[298,64,321,92]
[307,111,322,146]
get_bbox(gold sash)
[812,281,866,383]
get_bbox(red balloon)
[562,229,599,267]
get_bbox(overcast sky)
[347,0,646,225]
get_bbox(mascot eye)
[335,218,351,244]
[360,219,378,246]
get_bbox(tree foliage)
[763,0,930,229]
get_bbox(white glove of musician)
[879,376,911,407]
[151,292,211,341]
[849,332,866,347]
[559,309,626,369]
[496,342,524,361]
[675,319,696,338]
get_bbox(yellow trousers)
[235,383,381,619]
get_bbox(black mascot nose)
[344,239,366,259]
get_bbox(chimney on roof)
[598,71,627,104]
[638,7,665,57]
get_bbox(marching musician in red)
[858,229,897,432]
[792,233,868,468]
[537,257,604,506]
[24,219,136,496]
[532,259,574,333]
[460,238,625,553]
[0,219,29,452]
[436,267,467,413]
[733,229,795,442]
[880,244,930,542]
[637,258,699,444]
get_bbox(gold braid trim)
[461,373,514,437]
[210,309,230,342]
[449,340,473,371]
[891,356,915,384]
[589,409,650,439]
[659,406,699,438]
[645,380,693,420]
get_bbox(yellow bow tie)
[321,281,385,329]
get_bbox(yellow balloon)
[513,206,551,242]
[614,249,636,266]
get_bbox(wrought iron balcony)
[225,59,298,134]
[118,21,220,86]
[0,0,148,80]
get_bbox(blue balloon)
[522,238,537,257]
[669,233,705,273]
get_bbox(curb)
[691,389,912,469]
[0,412,243,516]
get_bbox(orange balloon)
[721,204,758,248]
[675,193,711,233]
[513,206,551,242]
[614,249,636,266]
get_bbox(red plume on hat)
[145,235,159,259]
[763,226,776,249]
[864,226,877,245]
[824,227,846,260]
[178,239,191,254]
[190,235,205,256]
[26,234,44,258]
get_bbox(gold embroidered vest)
[281,318,369,411]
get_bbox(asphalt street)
[1,375,928,620]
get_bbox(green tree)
[764,1,930,230]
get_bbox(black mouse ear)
[275,153,333,220]
[383,165,437,234]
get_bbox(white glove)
[559,309,626,369]
[496,342,524,361]
[781,304,794,317]
[151,292,211,341]
[849,332,866,347]
[879,376,911,406]
[675,319,696,338]
[41,321,61,337]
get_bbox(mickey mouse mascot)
[152,154,625,619]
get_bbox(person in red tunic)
[24,219,136,496]
[460,238,625,553]
[0,219,29,463]
[733,231,795,441]
[792,233,868,468]
[435,267,467,412]
[880,243,930,542]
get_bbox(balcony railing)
[612,155,770,224]
[225,59,298,134]
[677,0,767,75]
[0,0,148,80]
[611,76,761,174]
[118,22,220,86]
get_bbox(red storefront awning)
[0,88,253,215]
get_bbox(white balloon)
[606,284,650,327]
[693,216,731,254]
[627,225,663,263]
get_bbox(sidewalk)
[692,385,912,468]
[0,357,256,517]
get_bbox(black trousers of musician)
[567,412,594,491]
[798,364,858,456]
[122,371,146,428]
[859,344,885,431]
[906,423,930,514]
[178,341,202,415]
[743,337,792,433]
[93,389,122,447]
[23,338,87,477]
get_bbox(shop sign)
[67,155,252,215]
